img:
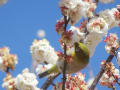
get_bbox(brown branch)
[89,47,119,90]
[41,73,60,90]
[111,72,120,86]
[62,16,69,90]
[95,0,99,4]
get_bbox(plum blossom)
[99,8,120,28]
[104,33,119,54]
[100,61,120,88]
[59,26,85,47]
[56,19,65,34]
[15,68,39,90]
[60,30,73,46]
[59,0,96,25]
[113,8,120,26]
[84,32,103,57]
[70,26,85,43]
[87,17,109,36]
[54,73,88,90]
[30,39,58,64]
[37,30,46,38]
[0,47,18,72]
[2,73,16,90]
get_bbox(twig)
[95,0,99,4]
[41,73,60,90]
[89,47,119,90]
[111,85,116,90]
[111,72,120,86]
[6,67,9,73]
[62,16,69,90]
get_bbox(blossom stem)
[41,73,60,90]
[62,16,69,90]
[111,72,120,86]
[6,67,9,73]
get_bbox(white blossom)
[0,57,6,71]
[87,17,109,36]
[2,74,16,90]
[66,47,75,56]
[15,68,39,90]
[30,39,58,64]
[99,9,116,29]
[99,8,120,29]
[37,30,46,38]
[80,1,96,18]
[87,77,94,88]
[100,61,120,87]
[59,0,96,25]
[104,33,119,54]
[70,26,85,43]
[84,32,103,57]
[0,47,18,71]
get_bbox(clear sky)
[0,0,120,90]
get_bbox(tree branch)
[89,47,119,90]
[62,16,69,90]
[41,73,60,90]
[95,0,99,4]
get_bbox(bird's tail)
[38,64,59,78]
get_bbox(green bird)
[39,42,90,78]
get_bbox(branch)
[95,0,99,4]
[41,73,60,90]
[62,16,69,90]
[89,47,119,90]
[111,72,120,86]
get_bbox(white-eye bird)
[39,42,90,78]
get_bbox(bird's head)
[74,42,90,57]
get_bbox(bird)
[39,42,90,78]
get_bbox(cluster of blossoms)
[56,19,65,35]
[84,6,120,56]
[104,33,119,54]
[30,39,60,75]
[56,4,120,57]
[15,68,40,90]
[54,73,88,90]
[2,68,40,90]
[0,47,18,72]
[30,39,58,64]
[59,0,96,25]
[0,0,7,5]
[100,61,120,88]
[99,7,120,28]
[2,73,16,90]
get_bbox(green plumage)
[39,42,90,78]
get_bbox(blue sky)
[0,0,120,90]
